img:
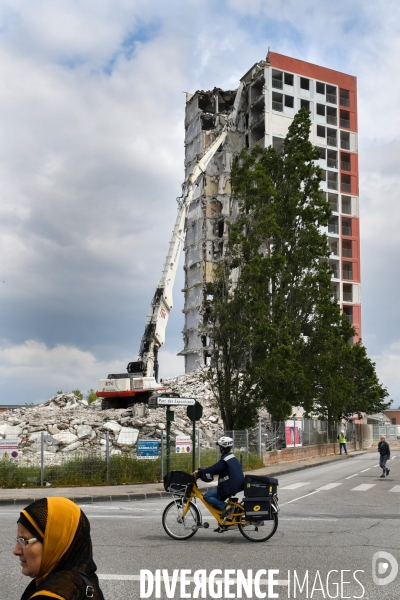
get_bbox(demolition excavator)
[96,84,244,409]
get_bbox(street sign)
[175,436,192,453]
[136,440,159,460]
[0,439,19,459]
[187,401,203,422]
[157,398,195,406]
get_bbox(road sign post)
[187,401,203,472]
[149,396,196,474]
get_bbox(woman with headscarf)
[13,497,105,600]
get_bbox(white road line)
[281,489,321,505]
[373,465,380,468]
[351,484,376,492]
[317,483,343,491]
[79,505,148,511]
[360,468,371,472]
[88,515,143,519]
[280,482,311,490]
[389,486,400,493]
[345,473,359,479]
[280,517,338,521]
[97,574,289,585]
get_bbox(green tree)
[71,389,83,400]
[86,388,98,404]
[205,107,389,428]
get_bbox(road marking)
[281,489,321,505]
[89,515,143,519]
[373,465,380,468]
[97,574,289,585]
[317,483,342,491]
[389,486,400,493]
[351,484,376,491]
[280,482,311,490]
[345,473,358,479]
[280,517,338,521]
[79,504,148,511]
[360,468,371,472]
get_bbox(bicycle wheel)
[238,512,278,542]
[162,500,201,540]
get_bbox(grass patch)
[0,450,264,488]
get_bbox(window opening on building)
[326,85,337,104]
[340,89,350,107]
[342,240,352,258]
[340,131,350,150]
[317,146,326,159]
[342,218,352,236]
[341,153,351,171]
[272,136,284,155]
[341,196,351,214]
[330,260,339,279]
[343,305,353,324]
[327,150,338,169]
[300,99,310,110]
[272,70,283,89]
[328,216,339,234]
[300,77,310,90]
[327,128,337,147]
[340,110,350,128]
[272,92,283,111]
[343,261,353,280]
[316,81,325,94]
[328,192,338,212]
[317,103,325,116]
[317,125,326,138]
[342,174,351,193]
[332,283,339,300]
[284,95,294,108]
[327,171,338,190]
[326,106,337,126]
[284,72,294,86]
[343,283,353,302]
[329,239,338,256]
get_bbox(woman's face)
[13,523,43,578]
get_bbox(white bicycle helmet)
[217,436,233,448]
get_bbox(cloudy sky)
[1,0,400,406]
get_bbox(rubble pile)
[0,371,236,459]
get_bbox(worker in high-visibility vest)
[337,430,348,455]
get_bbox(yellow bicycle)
[162,471,279,543]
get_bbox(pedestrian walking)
[13,496,105,600]
[337,430,348,455]
[378,435,391,478]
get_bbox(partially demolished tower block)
[181,51,360,373]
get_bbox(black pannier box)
[243,497,272,520]
[244,475,278,497]
[163,470,196,494]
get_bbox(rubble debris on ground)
[0,371,268,461]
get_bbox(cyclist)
[192,436,244,517]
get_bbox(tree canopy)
[204,107,389,429]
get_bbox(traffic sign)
[157,398,195,406]
[187,401,203,421]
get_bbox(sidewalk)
[0,450,369,506]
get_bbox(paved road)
[2,451,399,600]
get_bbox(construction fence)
[0,419,355,489]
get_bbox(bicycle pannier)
[244,475,278,497]
[163,471,196,494]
